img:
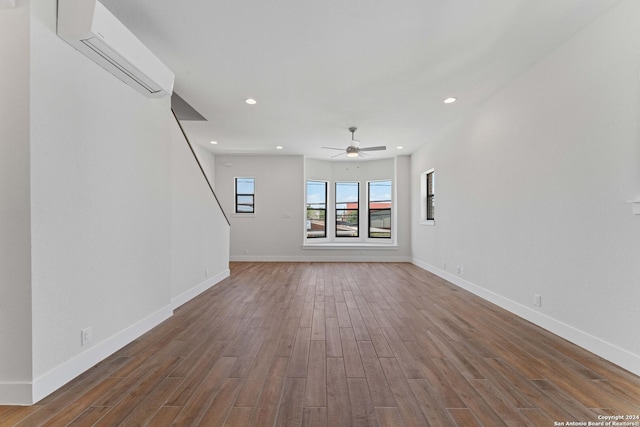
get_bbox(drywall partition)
[191,143,216,185]
[28,0,173,402]
[215,155,411,261]
[411,0,640,375]
[0,1,33,404]
[170,117,230,308]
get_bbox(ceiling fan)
[322,127,386,158]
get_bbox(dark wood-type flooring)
[2,262,639,426]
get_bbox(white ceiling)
[100,0,619,160]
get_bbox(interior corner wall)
[214,155,411,262]
[191,143,216,185]
[170,118,230,309]
[410,0,640,375]
[0,0,34,404]
[27,0,173,402]
[215,155,307,260]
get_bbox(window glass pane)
[369,180,392,238]
[236,178,254,194]
[427,196,435,220]
[236,195,254,212]
[336,182,359,238]
[369,209,391,238]
[306,181,326,238]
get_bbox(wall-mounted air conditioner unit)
[56,0,174,98]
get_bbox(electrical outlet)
[81,327,92,346]
[534,294,542,307]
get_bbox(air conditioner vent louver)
[57,0,174,98]
[80,38,163,95]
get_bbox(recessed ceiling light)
[210,140,218,145]
[244,98,257,105]
[444,97,457,104]
[276,146,283,150]
[396,146,404,150]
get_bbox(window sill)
[420,220,435,226]
[302,242,397,250]
[233,213,256,218]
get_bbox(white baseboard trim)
[412,258,640,377]
[29,305,173,405]
[171,269,230,310]
[229,255,412,263]
[0,381,32,406]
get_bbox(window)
[420,169,435,224]
[306,180,327,238]
[368,180,392,238]
[426,170,435,221]
[235,177,255,213]
[335,182,359,237]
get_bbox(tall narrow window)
[306,180,327,238]
[426,171,435,221]
[336,182,359,237]
[368,180,392,238]
[235,177,255,213]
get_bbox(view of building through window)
[426,171,435,221]
[306,180,327,238]
[368,180,392,238]
[306,179,392,240]
[336,182,359,237]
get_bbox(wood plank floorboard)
[2,262,640,426]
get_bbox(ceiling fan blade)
[331,152,346,158]
[359,145,386,152]
[322,146,345,151]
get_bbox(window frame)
[367,180,392,239]
[306,180,328,239]
[420,169,435,225]
[335,181,360,238]
[234,177,255,215]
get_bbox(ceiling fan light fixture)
[347,152,359,158]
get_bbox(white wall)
[29,0,173,398]
[191,143,216,185]
[215,155,411,261]
[0,0,232,404]
[0,0,33,404]
[171,119,230,308]
[411,0,640,375]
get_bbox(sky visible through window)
[236,178,254,194]
[306,181,326,204]
[369,180,391,203]
[336,182,359,204]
